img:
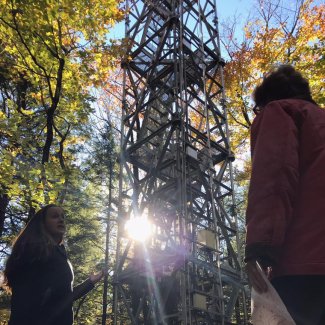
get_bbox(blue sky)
[108,0,253,40]
[107,0,324,55]
[217,0,253,20]
[108,0,324,40]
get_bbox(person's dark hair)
[253,65,316,108]
[4,204,60,289]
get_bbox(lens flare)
[125,216,152,242]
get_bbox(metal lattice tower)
[113,0,248,324]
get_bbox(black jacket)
[8,245,94,325]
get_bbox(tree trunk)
[0,194,10,237]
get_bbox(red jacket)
[245,99,325,278]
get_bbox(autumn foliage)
[222,0,324,155]
[0,0,124,322]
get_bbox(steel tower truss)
[114,0,247,324]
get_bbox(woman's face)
[44,206,66,243]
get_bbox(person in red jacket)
[245,65,325,324]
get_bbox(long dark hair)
[4,204,61,289]
[253,65,316,108]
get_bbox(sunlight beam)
[125,216,153,242]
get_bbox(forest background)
[0,0,323,323]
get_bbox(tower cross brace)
[114,0,248,324]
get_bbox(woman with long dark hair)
[4,204,104,325]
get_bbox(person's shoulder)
[271,99,320,110]
[267,99,322,117]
